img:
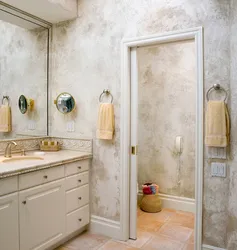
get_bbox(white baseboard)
[138,191,195,213]
[159,193,195,213]
[202,244,226,250]
[89,216,228,250]
[89,215,121,239]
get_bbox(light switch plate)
[211,162,226,177]
[208,147,227,159]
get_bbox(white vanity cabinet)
[0,192,19,250]
[19,179,65,250]
[0,158,91,250]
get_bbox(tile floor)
[56,208,194,250]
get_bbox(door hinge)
[131,146,137,155]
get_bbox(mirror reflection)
[18,95,28,114]
[55,93,76,114]
[0,9,49,139]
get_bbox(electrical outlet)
[66,121,75,132]
[28,120,36,130]
[211,162,226,177]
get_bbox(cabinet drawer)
[0,176,18,196]
[66,184,89,213]
[19,165,64,190]
[65,160,90,176]
[66,205,89,235]
[65,172,89,191]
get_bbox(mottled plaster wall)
[0,20,48,139]
[137,41,196,199]
[50,0,77,12]
[51,0,230,247]
[227,1,237,249]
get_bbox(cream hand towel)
[96,103,115,140]
[0,105,12,132]
[205,101,230,147]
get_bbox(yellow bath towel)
[96,103,115,140]
[205,101,230,147]
[0,105,12,132]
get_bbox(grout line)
[140,235,155,250]
[155,215,171,234]
[97,239,113,250]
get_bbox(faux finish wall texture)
[51,0,231,248]
[137,41,196,199]
[227,0,237,249]
[0,20,48,139]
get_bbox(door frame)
[120,27,204,250]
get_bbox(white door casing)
[130,47,138,239]
[120,27,204,250]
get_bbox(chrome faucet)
[4,141,17,158]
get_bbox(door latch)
[131,146,137,155]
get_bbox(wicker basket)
[140,194,162,213]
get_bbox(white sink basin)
[2,156,44,163]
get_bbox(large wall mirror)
[0,2,50,139]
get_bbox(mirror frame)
[18,95,35,114]
[54,92,76,114]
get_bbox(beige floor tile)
[162,208,177,213]
[138,209,175,224]
[98,240,139,250]
[137,208,146,217]
[158,223,193,243]
[137,215,164,233]
[169,212,195,229]
[183,243,194,250]
[55,247,70,250]
[64,232,110,250]
[141,234,184,250]
[188,232,194,244]
[121,230,154,248]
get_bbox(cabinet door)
[0,192,19,250]
[19,179,65,250]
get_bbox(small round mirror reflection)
[55,93,75,114]
[18,95,27,114]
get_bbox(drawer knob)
[78,218,82,222]
[78,166,82,170]
[22,201,26,205]
[43,175,48,179]
[78,197,82,200]
[78,180,82,182]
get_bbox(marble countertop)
[0,150,92,178]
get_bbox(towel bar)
[206,84,228,102]
[99,89,113,103]
[2,96,10,105]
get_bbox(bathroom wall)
[51,0,230,247]
[0,19,48,139]
[227,1,237,249]
[137,40,196,199]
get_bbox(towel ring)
[99,89,113,103]
[2,96,10,105]
[206,84,228,102]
